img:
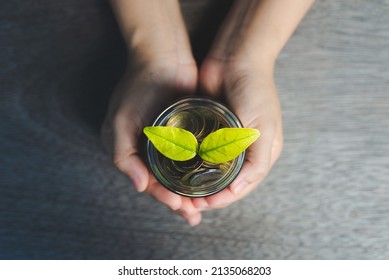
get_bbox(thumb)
[229,127,274,194]
[111,114,149,192]
[199,57,223,96]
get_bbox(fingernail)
[194,199,209,209]
[130,174,144,192]
[189,220,200,227]
[188,216,201,227]
[232,180,248,194]
[169,200,181,211]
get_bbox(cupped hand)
[193,56,284,210]
[101,59,203,226]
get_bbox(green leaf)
[198,128,260,164]
[144,126,198,161]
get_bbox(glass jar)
[146,97,245,197]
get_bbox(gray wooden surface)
[1,0,389,259]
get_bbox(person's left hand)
[101,58,203,226]
[191,56,284,210]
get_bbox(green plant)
[144,126,260,164]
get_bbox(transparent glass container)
[146,97,245,197]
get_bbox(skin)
[102,0,315,226]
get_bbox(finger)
[208,123,283,206]
[178,210,202,226]
[114,153,149,193]
[203,188,237,209]
[112,112,149,192]
[146,182,203,225]
[230,125,276,194]
[176,197,202,226]
[146,183,202,225]
[192,197,209,210]
[228,128,282,200]
[146,180,182,211]
[199,57,223,96]
[179,197,202,217]
[270,122,284,167]
[175,62,199,91]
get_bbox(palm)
[102,61,203,225]
[192,58,283,209]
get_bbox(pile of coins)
[156,107,233,195]
[165,108,221,141]
[147,97,244,197]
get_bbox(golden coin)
[219,161,232,174]
[195,108,218,140]
[161,156,183,178]
[166,111,201,135]
[202,161,219,169]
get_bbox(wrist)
[205,50,275,79]
[125,45,198,92]
[232,50,276,73]
[128,31,194,69]
[110,0,193,68]
[207,0,314,72]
